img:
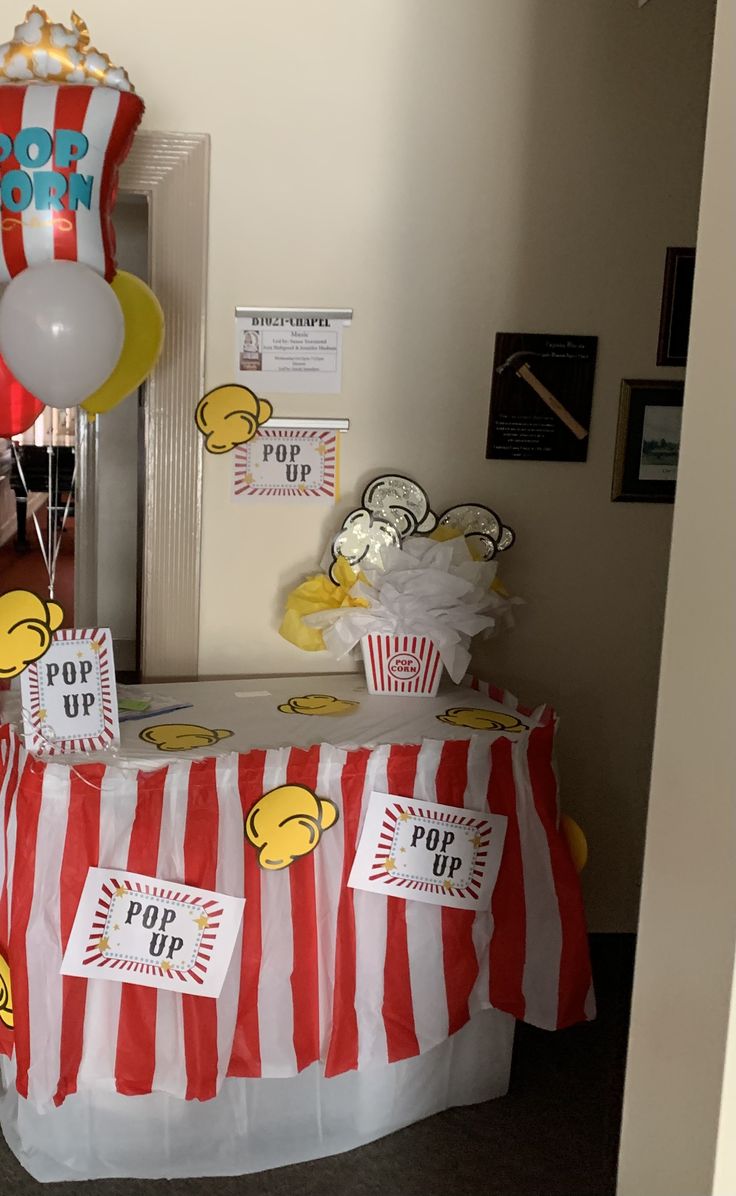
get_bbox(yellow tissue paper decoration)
[245,785,339,871]
[0,8,135,90]
[0,953,12,1030]
[279,556,370,653]
[0,589,63,679]
[561,815,588,873]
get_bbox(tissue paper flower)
[280,555,370,652]
[303,536,518,683]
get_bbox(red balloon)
[0,354,44,438]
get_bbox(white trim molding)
[77,132,209,681]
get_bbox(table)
[0,673,593,1181]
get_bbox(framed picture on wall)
[611,379,684,503]
[656,246,695,366]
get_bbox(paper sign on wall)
[20,627,119,754]
[233,427,339,501]
[235,307,352,395]
[61,868,245,998]
[348,792,507,910]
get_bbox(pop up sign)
[349,792,507,910]
[61,868,245,998]
[233,427,339,501]
[21,628,119,754]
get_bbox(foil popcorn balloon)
[0,8,133,88]
[0,8,144,284]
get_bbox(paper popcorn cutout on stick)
[278,694,359,717]
[436,504,515,561]
[195,384,273,454]
[245,785,339,871]
[0,589,63,679]
[139,724,234,753]
[330,509,400,580]
[362,475,437,536]
[437,707,526,733]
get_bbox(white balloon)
[0,262,124,409]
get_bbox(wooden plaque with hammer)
[486,332,598,461]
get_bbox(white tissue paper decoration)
[305,535,518,683]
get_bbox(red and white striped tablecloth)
[0,697,593,1111]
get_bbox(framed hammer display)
[486,332,598,462]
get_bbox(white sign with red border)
[232,427,339,501]
[348,792,507,910]
[20,627,119,755]
[61,868,245,998]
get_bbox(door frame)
[75,131,209,680]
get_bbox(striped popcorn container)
[0,83,144,284]
[360,634,443,696]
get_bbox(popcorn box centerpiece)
[360,634,443,697]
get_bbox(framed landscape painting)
[611,379,684,503]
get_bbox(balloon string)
[11,441,51,581]
[47,446,53,600]
[48,463,77,596]
[17,702,129,787]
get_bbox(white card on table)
[21,627,119,754]
[348,791,507,911]
[61,868,245,998]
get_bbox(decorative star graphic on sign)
[115,887,128,897]
[91,641,102,654]
[194,913,209,930]
[398,812,412,822]
[96,937,109,953]
[161,960,171,972]
[471,834,483,848]
[384,858,396,872]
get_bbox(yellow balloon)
[561,814,588,873]
[82,272,164,417]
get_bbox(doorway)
[75,195,148,681]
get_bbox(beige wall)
[82,0,713,930]
[617,0,736,1190]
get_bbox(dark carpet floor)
[0,935,635,1195]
